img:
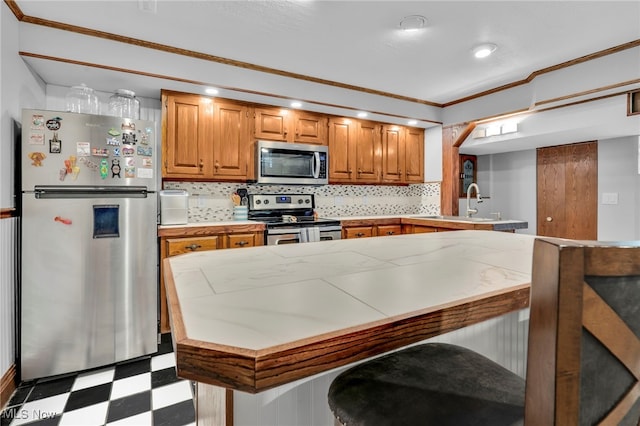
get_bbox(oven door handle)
[313,152,320,179]
[267,228,303,235]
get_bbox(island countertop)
[164,230,534,393]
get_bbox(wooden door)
[328,118,356,182]
[355,120,381,182]
[537,142,597,239]
[404,127,424,183]
[382,125,404,182]
[293,111,327,145]
[213,100,250,179]
[163,91,212,177]
[254,107,290,141]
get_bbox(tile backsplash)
[162,182,441,222]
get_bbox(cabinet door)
[343,226,374,239]
[381,125,405,183]
[226,233,259,249]
[163,92,212,177]
[412,225,439,234]
[356,120,381,182]
[213,100,250,179]
[294,111,328,145]
[377,224,402,237]
[166,236,220,256]
[328,118,356,182]
[404,127,424,183]
[254,107,290,141]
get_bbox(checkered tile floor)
[0,335,195,426]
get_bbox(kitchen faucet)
[466,182,483,217]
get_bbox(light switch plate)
[602,192,618,205]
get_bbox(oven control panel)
[249,194,314,211]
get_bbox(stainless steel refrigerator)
[19,109,158,381]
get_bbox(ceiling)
[9,0,640,136]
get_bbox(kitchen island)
[164,230,534,425]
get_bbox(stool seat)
[328,343,525,426]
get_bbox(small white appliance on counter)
[160,189,189,225]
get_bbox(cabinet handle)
[235,240,249,246]
[386,231,395,235]
[199,159,203,170]
[185,244,202,251]
[546,217,553,222]
[355,232,365,237]
[214,161,219,170]
[357,169,362,175]
[348,169,353,175]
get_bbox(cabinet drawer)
[226,233,258,249]
[167,236,220,256]
[344,226,374,239]
[377,225,402,236]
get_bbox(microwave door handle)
[313,152,320,178]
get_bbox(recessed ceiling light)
[472,43,497,59]
[205,87,219,95]
[290,101,302,108]
[357,112,368,118]
[399,15,427,32]
[408,120,418,126]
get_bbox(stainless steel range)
[248,194,342,245]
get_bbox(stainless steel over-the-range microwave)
[255,140,328,185]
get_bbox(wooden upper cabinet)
[213,100,250,179]
[381,125,424,184]
[381,125,404,183]
[254,107,289,141]
[162,91,212,178]
[293,111,328,145]
[355,120,381,182]
[404,127,424,183]
[254,107,328,145]
[328,117,357,182]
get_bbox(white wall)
[472,136,640,240]
[458,150,537,235]
[1,0,47,382]
[598,136,640,240]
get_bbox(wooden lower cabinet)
[343,226,375,239]
[226,233,261,248]
[376,224,402,236]
[341,220,402,239]
[159,225,265,333]
[166,236,220,256]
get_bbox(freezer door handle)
[34,185,149,199]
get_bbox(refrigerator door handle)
[34,185,149,199]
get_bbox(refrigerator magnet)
[29,133,45,145]
[31,115,45,130]
[91,148,109,157]
[46,118,62,131]
[106,137,120,146]
[141,158,152,167]
[137,146,152,156]
[28,152,46,166]
[122,132,137,145]
[112,147,121,157]
[124,167,135,178]
[121,122,135,132]
[111,159,121,178]
[77,142,90,156]
[122,147,134,156]
[49,132,61,153]
[108,128,120,136]
[137,168,153,179]
[100,159,109,179]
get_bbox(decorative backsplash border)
[162,182,441,222]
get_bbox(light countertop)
[164,230,534,392]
